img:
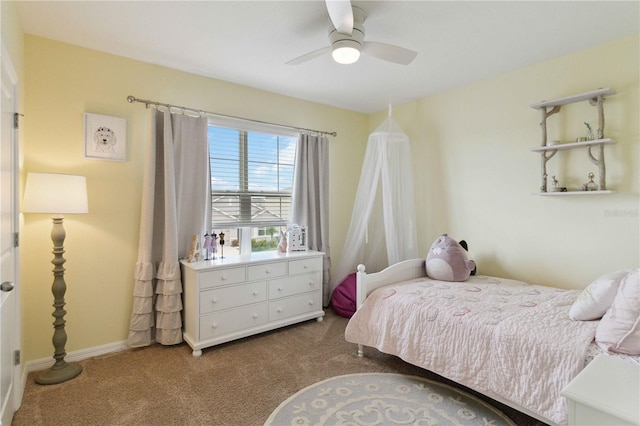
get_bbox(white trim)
[1,38,22,424]
[1,42,19,84]
[24,340,130,373]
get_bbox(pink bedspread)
[344,275,598,425]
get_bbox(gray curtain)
[128,109,210,347]
[291,133,331,306]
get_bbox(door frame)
[1,39,22,424]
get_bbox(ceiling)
[16,1,640,114]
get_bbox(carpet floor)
[12,310,549,425]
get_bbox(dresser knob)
[252,291,258,296]
[212,298,218,304]
[252,313,258,319]
[277,287,283,292]
[308,281,314,286]
[265,270,270,275]
[221,275,227,281]
[212,322,218,329]
[303,264,308,269]
[309,301,314,306]
[277,307,283,313]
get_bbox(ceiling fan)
[286,0,417,66]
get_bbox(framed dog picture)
[83,113,127,161]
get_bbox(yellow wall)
[22,35,368,362]
[372,35,639,289]
[18,29,640,363]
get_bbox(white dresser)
[181,250,325,356]
[561,355,640,426]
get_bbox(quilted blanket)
[344,275,598,425]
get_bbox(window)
[208,120,298,253]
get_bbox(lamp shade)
[23,173,89,214]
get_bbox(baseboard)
[24,340,130,374]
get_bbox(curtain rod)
[126,95,337,137]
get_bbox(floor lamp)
[23,172,89,385]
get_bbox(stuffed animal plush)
[458,240,477,276]
[426,234,476,282]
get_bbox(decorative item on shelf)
[22,172,89,385]
[584,122,595,141]
[581,172,599,191]
[286,224,307,252]
[219,232,225,258]
[550,176,567,192]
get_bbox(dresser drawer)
[199,282,267,314]
[269,292,322,321]
[247,261,287,281]
[269,272,321,299]
[289,257,322,275]
[199,266,246,289]
[199,303,268,340]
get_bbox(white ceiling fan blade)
[363,41,417,65]
[286,47,331,65]
[326,0,353,35]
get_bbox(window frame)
[207,118,298,247]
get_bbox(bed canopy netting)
[331,114,418,296]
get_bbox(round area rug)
[265,373,517,426]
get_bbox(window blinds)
[209,122,297,228]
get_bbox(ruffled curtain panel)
[128,109,210,347]
[291,134,331,305]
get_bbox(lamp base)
[35,361,82,385]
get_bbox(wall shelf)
[534,190,615,196]
[530,138,616,152]
[531,88,616,194]
[530,88,615,109]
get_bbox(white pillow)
[595,269,640,355]
[569,270,630,321]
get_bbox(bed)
[344,259,640,426]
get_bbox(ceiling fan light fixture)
[331,40,361,64]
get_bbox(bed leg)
[357,344,364,357]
